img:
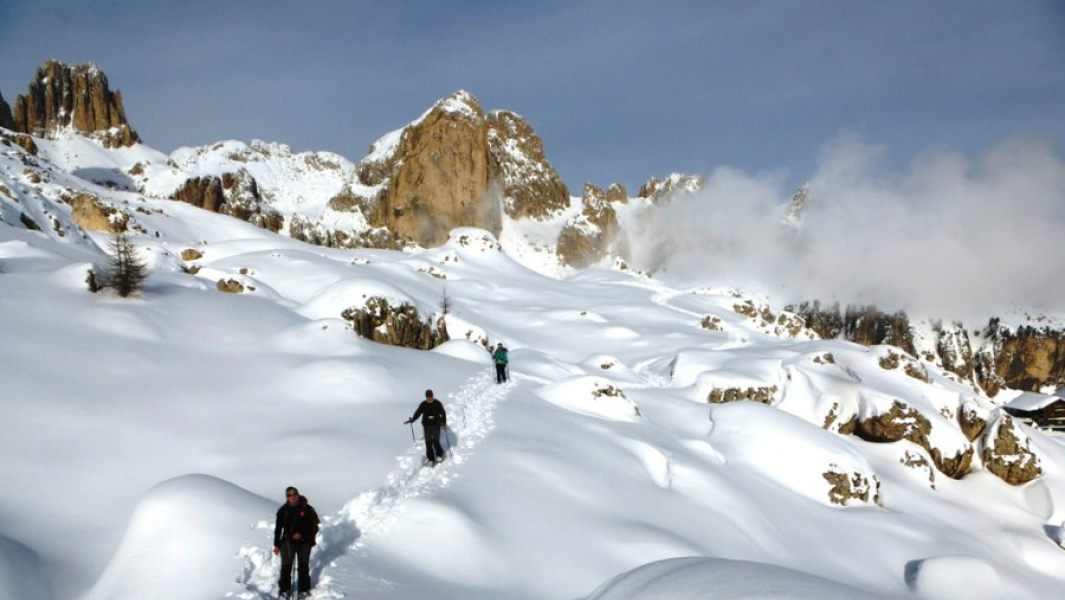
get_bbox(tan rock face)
[981,412,1042,485]
[13,61,139,147]
[70,193,125,232]
[557,183,622,268]
[352,91,492,247]
[486,110,569,220]
[324,91,570,249]
[978,323,1065,396]
[340,296,448,350]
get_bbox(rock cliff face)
[12,61,139,147]
[330,91,570,249]
[557,183,623,269]
[171,170,282,232]
[486,110,570,220]
[345,91,493,247]
[790,301,1065,396]
[0,92,15,131]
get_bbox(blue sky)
[2,1,1064,193]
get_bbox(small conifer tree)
[104,228,148,297]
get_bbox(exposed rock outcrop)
[12,61,139,147]
[341,296,448,350]
[486,110,569,219]
[556,183,622,269]
[855,400,973,479]
[981,411,1042,485]
[0,127,38,155]
[707,385,778,405]
[789,301,1065,396]
[638,173,703,205]
[171,170,282,232]
[823,467,880,506]
[69,193,126,232]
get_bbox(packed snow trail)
[233,369,517,599]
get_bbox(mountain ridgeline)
[1,60,1062,396]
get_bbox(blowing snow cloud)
[627,135,1065,320]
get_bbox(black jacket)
[274,496,319,547]
[411,400,447,428]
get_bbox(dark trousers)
[495,363,508,383]
[424,425,445,461]
[279,540,312,593]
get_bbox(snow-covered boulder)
[81,474,274,600]
[537,375,641,422]
[587,556,893,600]
[708,402,881,507]
[980,411,1042,485]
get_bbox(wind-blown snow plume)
[627,135,1065,319]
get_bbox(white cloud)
[627,135,1065,320]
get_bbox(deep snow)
[2,132,1065,600]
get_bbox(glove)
[403,419,412,424]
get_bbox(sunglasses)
[286,492,298,497]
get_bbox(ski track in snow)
[232,369,517,600]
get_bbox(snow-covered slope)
[3,132,1065,600]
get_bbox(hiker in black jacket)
[273,486,319,599]
[405,389,448,466]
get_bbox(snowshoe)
[297,592,311,600]
[278,591,292,600]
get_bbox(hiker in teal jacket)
[493,343,509,384]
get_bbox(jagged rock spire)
[12,60,139,147]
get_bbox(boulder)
[981,411,1042,485]
[70,193,126,232]
[341,296,448,350]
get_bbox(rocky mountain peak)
[333,91,570,249]
[783,185,810,226]
[12,60,139,147]
[639,173,704,204]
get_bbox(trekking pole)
[408,421,415,442]
[444,426,453,459]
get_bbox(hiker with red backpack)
[273,486,320,599]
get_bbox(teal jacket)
[493,348,509,365]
